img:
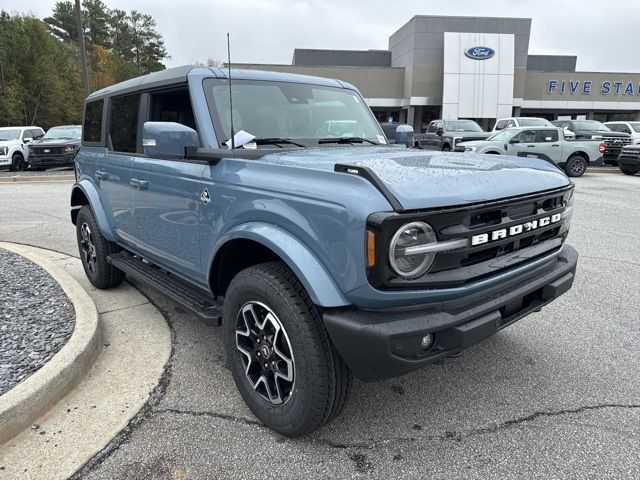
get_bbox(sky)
[4,0,640,73]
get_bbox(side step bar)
[109,252,222,325]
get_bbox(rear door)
[534,129,563,164]
[129,88,205,282]
[98,93,140,243]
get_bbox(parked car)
[28,125,82,169]
[456,126,604,177]
[604,121,640,144]
[0,126,45,171]
[494,117,575,139]
[417,119,491,151]
[493,117,554,131]
[551,119,632,160]
[71,66,578,436]
[617,144,640,175]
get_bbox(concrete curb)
[0,242,101,445]
[588,167,621,175]
[0,174,74,183]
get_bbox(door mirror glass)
[142,122,199,158]
[435,127,444,136]
[395,124,414,148]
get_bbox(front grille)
[619,147,640,159]
[602,136,632,147]
[368,186,573,289]
[31,146,64,155]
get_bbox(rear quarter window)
[83,100,104,144]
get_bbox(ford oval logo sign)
[465,46,495,60]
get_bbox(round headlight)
[389,221,437,279]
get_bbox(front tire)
[10,153,25,172]
[223,262,351,437]
[76,205,125,289]
[564,155,588,177]
[442,144,451,152]
[620,167,639,176]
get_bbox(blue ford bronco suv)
[71,66,578,436]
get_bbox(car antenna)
[227,33,235,150]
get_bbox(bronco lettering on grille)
[471,213,562,246]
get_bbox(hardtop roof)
[86,65,351,102]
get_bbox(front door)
[128,87,205,282]
[129,158,205,281]
[507,129,537,157]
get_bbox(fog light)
[421,333,434,351]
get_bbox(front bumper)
[617,152,640,170]
[323,244,578,381]
[28,153,76,168]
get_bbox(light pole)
[74,0,90,98]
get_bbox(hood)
[450,131,492,140]
[257,146,570,211]
[0,139,20,146]
[32,138,81,147]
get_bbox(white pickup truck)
[456,126,604,177]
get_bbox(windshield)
[0,129,20,141]
[575,120,610,131]
[444,120,483,132]
[629,122,640,132]
[519,118,552,127]
[487,129,518,141]
[44,126,82,140]
[205,79,385,146]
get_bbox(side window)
[535,130,559,142]
[436,122,443,131]
[507,120,516,128]
[148,89,196,130]
[515,130,536,143]
[426,122,436,134]
[495,120,508,130]
[109,94,140,153]
[21,130,30,140]
[83,100,104,144]
[34,129,44,139]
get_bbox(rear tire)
[620,167,639,175]
[442,144,451,152]
[564,155,588,177]
[223,261,351,437]
[76,205,125,289]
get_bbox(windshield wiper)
[254,138,307,148]
[318,136,378,145]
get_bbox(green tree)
[43,2,77,42]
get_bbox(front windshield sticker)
[225,130,256,149]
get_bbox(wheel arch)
[70,180,116,241]
[208,222,350,308]
[569,150,589,162]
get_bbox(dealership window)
[83,100,104,144]
[109,94,140,153]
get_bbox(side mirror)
[142,122,199,158]
[395,124,414,148]
[435,127,444,136]
[509,138,520,144]
[23,137,33,144]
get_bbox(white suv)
[604,121,640,144]
[494,117,575,139]
[0,126,45,171]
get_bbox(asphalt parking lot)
[1,171,639,479]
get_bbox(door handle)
[527,145,536,148]
[95,170,109,180]
[551,144,560,147]
[130,178,149,190]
